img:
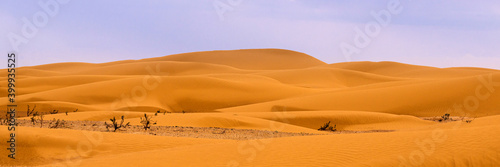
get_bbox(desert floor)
[1,49,500,166]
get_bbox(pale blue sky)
[1,0,500,69]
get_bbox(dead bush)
[140,114,157,130]
[318,121,336,131]
[105,115,130,132]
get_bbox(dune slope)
[1,49,499,166]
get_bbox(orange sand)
[1,49,499,166]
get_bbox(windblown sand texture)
[1,49,499,166]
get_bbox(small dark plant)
[27,105,36,117]
[140,114,157,130]
[465,117,476,123]
[155,110,160,116]
[38,113,45,128]
[327,124,336,131]
[440,113,450,122]
[318,121,337,131]
[105,115,130,132]
[50,110,59,114]
[30,113,37,125]
[49,118,67,128]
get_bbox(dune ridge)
[1,49,499,166]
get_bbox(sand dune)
[76,118,500,167]
[140,49,327,70]
[237,110,437,131]
[328,61,498,78]
[4,115,498,166]
[219,73,500,117]
[255,67,404,89]
[1,49,499,166]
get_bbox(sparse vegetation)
[27,105,36,117]
[140,114,157,130]
[421,114,476,123]
[38,113,45,128]
[49,110,59,114]
[30,113,37,125]
[318,121,336,131]
[49,118,67,128]
[105,115,130,132]
[464,117,475,123]
[30,111,44,126]
[440,113,450,122]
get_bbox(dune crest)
[1,49,500,166]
